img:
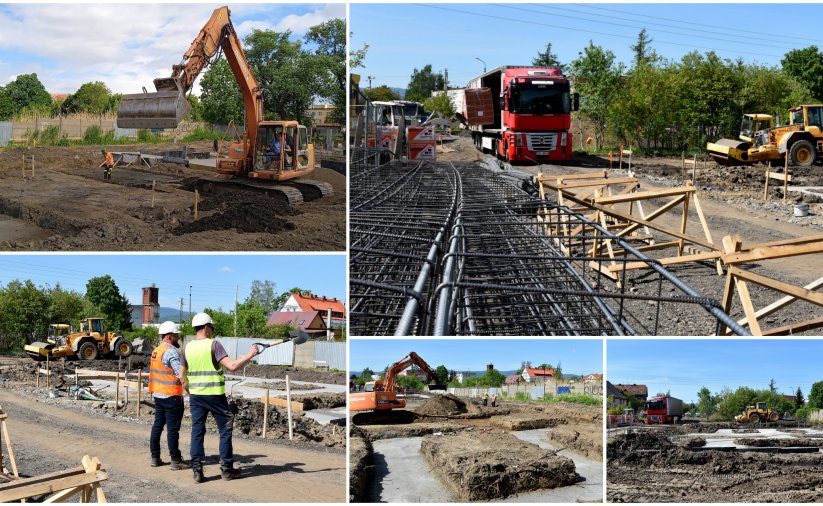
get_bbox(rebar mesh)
[350,159,748,336]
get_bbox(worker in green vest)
[181,312,261,483]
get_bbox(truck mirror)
[572,93,580,112]
[500,96,506,111]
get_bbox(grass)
[503,390,602,407]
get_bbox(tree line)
[0,18,345,126]
[695,381,823,421]
[0,277,316,353]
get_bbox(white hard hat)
[192,312,214,328]
[158,321,179,335]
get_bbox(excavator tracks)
[194,177,334,207]
[290,179,335,201]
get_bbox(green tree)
[434,365,449,385]
[85,275,133,332]
[630,29,658,67]
[554,361,563,380]
[795,387,805,409]
[71,81,112,115]
[568,41,624,150]
[696,386,717,420]
[716,386,795,420]
[357,367,375,386]
[405,65,445,102]
[396,373,425,391]
[364,85,400,102]
[247,280,278,315]
[0,88,14,120]
[808,381,823,409]
[422,93,454,118]
[782,46,823,101]
[200,58,245,125]
[0,280,50,351]
[186,94,203,121]
[45,283,88,327]
[532,42,563,71]
[349,33,369,70]
[769,378,777,393]
[305,19,346,125]
[3,74,52,113]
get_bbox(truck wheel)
[769,412,780,422]
[789,140,816,167]
[114,339,133,358]
[78,341,99,361]
[749,413,760,424]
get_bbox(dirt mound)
[414,393,483,418]
[173,192,298,235]
[608,431,674,462]
[495,414,565,431]
[291,392,345,410]
[549,424,602,461]
[244,381,323,392]
[421,430,578,501]
[676,422,735,434]
[734,437,823,447]
[228,397,344,448]
[349,426,373,503]
[678,436,706,448]
[241,364,346,384]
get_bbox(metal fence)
[0,122,11,146]
[447,380,603,399]
[313,341,346,370]
[177,337,345,369]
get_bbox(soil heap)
[414,393,483,418]
[228,397,344,448]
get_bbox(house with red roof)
[267,311,327,336]
[280,293,346,333]
[615,384,648,402]
[583,373,603,383]
[505,374,523,384]
[522,367,554,383]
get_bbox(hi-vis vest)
[148,343,183,396]
[185,339,225,395]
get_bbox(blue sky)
[608,340,823,404]
[350,339,603,375]
[0,3,344,94]
[350,3,823,89]
[0,254,346,313]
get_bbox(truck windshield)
[645,400,665,411]
[510,86,569,115]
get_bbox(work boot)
[170,457,190,471]
[150,457,166,467]
[220,466,241,481]
[192,468,204,483]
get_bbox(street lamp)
[189,285,192,320]
[475,57,486,73]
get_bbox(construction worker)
[101,148,114,180]
[181,312,260,483]
[483,391,489,407]
[148,321,189,471]
[491,393,498,408]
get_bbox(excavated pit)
[349,426,374,503]
[228,397,344,448]
[548,424,603,461]
[420,430,578,501]
[172,191,298,235]
[733,437,823,448]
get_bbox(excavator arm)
[117,5,263,149]
[383,351,446,394]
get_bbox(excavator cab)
[251,121,315,181]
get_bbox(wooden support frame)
[0,455,107,503]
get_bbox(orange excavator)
[350,351,447,425]
[117,6,332,205]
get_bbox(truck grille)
[526,132,558,152]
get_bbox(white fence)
[447,380,603,400]
[178,336,345,369]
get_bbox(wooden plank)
[610,250,723,272]
[0,471,107,502]
[746,234,823,250]
[733,276,823,330]
[43,486,83,503]
[556,177,638,189]
[2,420,18,478]
[81,456,106,503]
[595,186,695,205]
[0,467,85,490]
[258,395,304,412]
[728,267,823,307]
[760,317,823,336]
[722,241,823,265]
[733,276,763,336]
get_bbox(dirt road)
[0,388,345,502]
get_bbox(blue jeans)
[189,394,234,470]
[150,396,184,460]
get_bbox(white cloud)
[218,266,234,273]
[0,3,343,94]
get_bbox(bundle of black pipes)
[350,159,748,337]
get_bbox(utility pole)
[234,285,238,337]
[179,297,184,324]
[444,68,448,91]
[475,57,486,73]
[189,285,192,319]
[367,75,374,89]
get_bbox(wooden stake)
[46,356,50,388]
[194,190,199,220]
[286,375,293,441]
[31,156,34,178]
[262,389,270,438]
[151,180,156,208]
[764,162,771,201]
[114,374,119,409]
[137,369,142,418]
[783,156,789,202]
[692,154,697,183]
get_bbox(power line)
[413,4,784,60]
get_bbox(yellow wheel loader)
[735,402,781,424]
[24,317,132,362]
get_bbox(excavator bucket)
[428,383,448,392]
[116,77,191,129]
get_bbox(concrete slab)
[304,407,346,425]
[368,430,602,503]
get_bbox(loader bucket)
[116,77,191,129]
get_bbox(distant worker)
[148,321,189,471]
[491,393,498,408]
[181,312,261,483]
[483,391,489,407]
[101,148,114,180]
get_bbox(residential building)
[615,384,648,402]
[607,381,629,408]
[522,367,554,383]
[455,371,476,383]
[267,311,328,337]
[505,374,522,385]
[583,373,603,383]
[307,104,338,126]
[280,293,346,332]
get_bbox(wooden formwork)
[718,234,823,336]
[0,455,108,503]
[537,172,721,286]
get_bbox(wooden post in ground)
[262,389,270,438]
[691,154,697,183]
[784,156,789,202]
[764,162,771,200]
[194,190,199,220]
[125,377,129,405]
[618,144,623,169]
[609,151,613,169]
[286,376,293,440]
[137,369,142,418]
[115,374,120,409]
[31,156,34,178]
[21,154,25,178]
[151,180,156,208]
[46,355,50,388]
[1,411,19,478]
[36,368,39,388]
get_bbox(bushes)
[180,127,223,143]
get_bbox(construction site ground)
[0,141,346,251]
[0,356,345,502]
[349,395,602,503]
[437,136,823,334]
[607,422,823,502]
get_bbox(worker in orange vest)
[101,148,114,180]
[148,321,189,470]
